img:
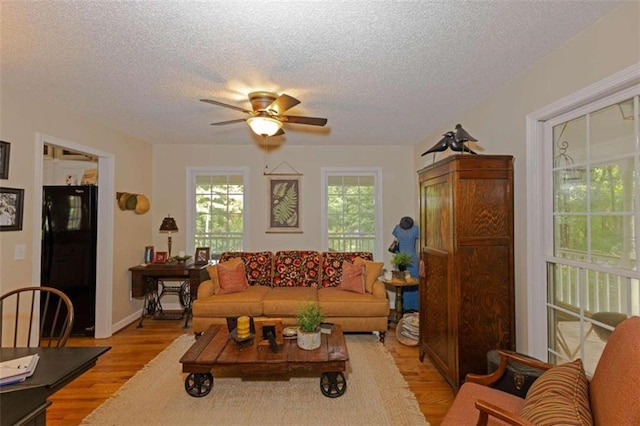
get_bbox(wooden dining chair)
[0,286,74,347]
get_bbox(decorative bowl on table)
[173,255,192,264]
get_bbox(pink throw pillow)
[338,261,365,294]
[216,260,249,294]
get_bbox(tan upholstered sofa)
[192,250,390,341]
[441,316,640,426]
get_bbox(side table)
[380,275,419,323]
[129,262,208,328]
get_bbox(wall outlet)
[14,244,26,260]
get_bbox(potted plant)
[391,252,413,272]
[296,302,324,350]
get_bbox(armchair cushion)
[441,382,526,426]
[520,359,592,426]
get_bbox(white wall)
[413,2,640,352]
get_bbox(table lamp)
[159,215,179,259]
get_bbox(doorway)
[33,133,115,338]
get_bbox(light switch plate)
[14,244,26,260]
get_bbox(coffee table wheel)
[185,372,213,397]
[320,372,347,398]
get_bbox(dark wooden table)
[180,325,349,398]
[129,262,208,328]
[0,346,111,425]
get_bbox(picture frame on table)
[0,187,24,231]
[266,175,302,234]
[195,247,210,265]
[0,141,10,179]
[154,251,168,264]
[144,246,154,264]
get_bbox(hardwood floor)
[47,318,455,425]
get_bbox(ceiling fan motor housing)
[249,91,278,112]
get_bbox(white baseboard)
[112,310,142,334]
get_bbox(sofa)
[441,316,640,426]
[192,250,390,341]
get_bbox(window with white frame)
[545,93,639,375]
[187,168,247,259]
[321,168,382,255]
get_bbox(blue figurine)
[392,216,419,312]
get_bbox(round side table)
[379,275,419,323]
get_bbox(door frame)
[32,133,115,338]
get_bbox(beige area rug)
[81,333,429,426]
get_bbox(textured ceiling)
[1,1,621,146]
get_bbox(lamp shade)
[247,116,282,137]
[159,215,178,233]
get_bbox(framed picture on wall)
[0,187,24,231]
[0,141,10,179]
[195,247,210,265]
[266,176,302,233]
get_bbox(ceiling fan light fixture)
[247,116,282,137]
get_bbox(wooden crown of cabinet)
[417,154,515,391]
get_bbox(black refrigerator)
[41,185,97,336]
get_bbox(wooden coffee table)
[179,324,349,398]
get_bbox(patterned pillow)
[219,251,273,286]
[273,251,321,287]
[321,252,374,288]
[216,260,249,295]
[338,261,365,294]
[520,358,593,426]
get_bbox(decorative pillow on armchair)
[520,358,593,426]
[338,261,365,294]
[216,259,249,295]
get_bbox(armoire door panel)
[456,179,512,238]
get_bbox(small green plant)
[296,302,324,333]
[391,252,413,271]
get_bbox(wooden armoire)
[418,154,515,391]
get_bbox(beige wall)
[0,84,153,328]
[152,144,416,263]
[413,2,640,351]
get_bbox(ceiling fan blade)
[200,99,251,114]
[210,118,247,126]
[280,115,328,126]
[267,94,301,115]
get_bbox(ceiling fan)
[201,91,328,137]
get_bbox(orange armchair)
[442,316,640,426]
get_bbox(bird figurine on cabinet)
[421,131,455,156]
[421,124,479,157]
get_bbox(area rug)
[81,333,429,426]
